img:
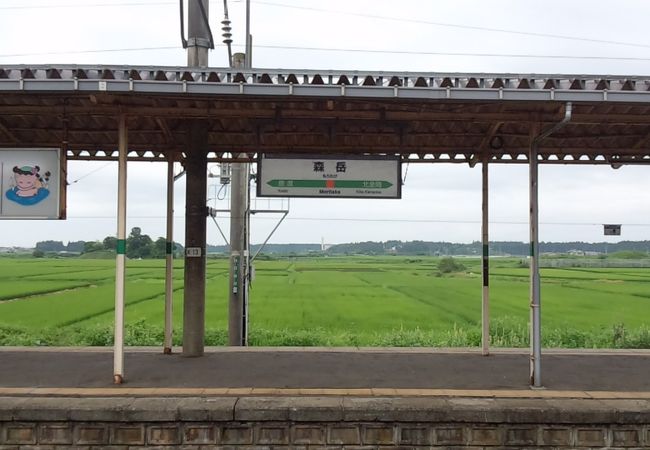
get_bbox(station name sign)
[257,154,401,199]
[0,148,65,219]
[603,224,621,236]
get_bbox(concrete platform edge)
[1,395,649,424]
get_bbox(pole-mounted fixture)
[222,0,233,65]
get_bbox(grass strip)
[2,318,649,348]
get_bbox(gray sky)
[0,0,649,247]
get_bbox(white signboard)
[0,148,64,219]
[185,247,202,257]
[604,224,621,236]
[257,154,401,199]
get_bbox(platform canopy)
[0,65,649,165]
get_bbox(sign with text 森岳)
[257,154,401,199]
[0,148,65,219]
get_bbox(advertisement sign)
[257,154,401,199]
[0,148,65,219]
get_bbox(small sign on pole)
[0,148,65,219]
[604,224,621,236]
[257,154,401,199]
[185,247,202,257]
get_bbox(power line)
[69,162,113,184]
[2,44,650,62]
[63,215,650,227]
[251,44,650,62]
[0,46,178,58]
[0,1,174,10]
[253,0,650,50]
[3,0,650,52]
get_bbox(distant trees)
[35,240,84,253]
[437,257,466,274]
[326,240,650,256]
[83,241,104,253]
[67,241,85,253]
[35,240,66,252]
[102,236,117,251]
[126,227,153,259]
[152,237,168,259]
[34,227,183,259]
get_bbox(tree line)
[326,240,650,256]
[35,227,183,259]
[34,236,650,258]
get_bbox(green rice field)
[0,256,649,347]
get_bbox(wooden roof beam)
[0,118,18,143]
[469,121,503,167]
[155,118,174,145]
[632,128,650,149]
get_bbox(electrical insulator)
[221,19,233,45]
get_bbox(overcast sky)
[0,0,649,247]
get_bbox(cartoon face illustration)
[14,166,41,196]
[5,165,51,206]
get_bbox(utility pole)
[245,0,252,69]
[183,0,211,357]
[227,0,253,346]
[187,0,211,68]
[228,52,250,345]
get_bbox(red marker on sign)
[326,179,336,188]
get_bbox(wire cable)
[0,46,178,58]
[3,44,650,62]
[252,0,650,51]
[0,1,175,9]
[61,215,650,227]
[69,162,113,184]
[179,0,188,48]
[2,0,649,52]
[402,163,410,185]
[250,44,650,62]
[197,0,215,49]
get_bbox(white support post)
[529,133,542,388]
[113,115,127,384]
[481,158,490,356]
[526,104,571,388]
[163,153,174,354]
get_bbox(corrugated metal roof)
[0,65,649,165]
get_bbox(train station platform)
[0,346,649,394]
[1,348,649,448]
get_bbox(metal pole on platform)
[245,0,252,69]
[529,127,542,388]
[527,103,571,388]
[183,123,208,357]
[228,156,248,345]
[228,53,249,346]
[182,0,210,356]
[481,157,490,356]
[113,115,127,384]
[163,153,174,354]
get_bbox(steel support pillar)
[163,153,174,354]
[481,158,490,356]
[527,103,572,388]
[529,125,542,388]
[113,115,127,384]
[182,122,208,357]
